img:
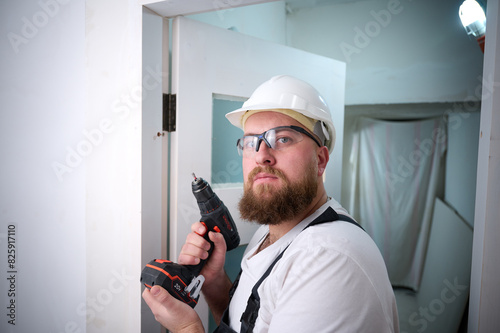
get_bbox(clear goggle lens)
[236,125,321,156]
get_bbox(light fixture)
[459,0,487,52]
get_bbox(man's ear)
[317,146,329,176]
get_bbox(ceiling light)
[459,0,487,52]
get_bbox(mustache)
[247,166,287,184]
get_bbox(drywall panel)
[141,0,277,17]
[0,0,86,332]
[469,0,500,331]
[287,0,484,105]
[141,7,166,333]
[187,1,287,45]
[85,0,143,331]
[445,111,480,227]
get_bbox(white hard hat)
[226,75,336,153]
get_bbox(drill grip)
[188,202,239,275]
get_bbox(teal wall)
[212,98,244,184]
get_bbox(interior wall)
[445,110,480,226]
[85,0,143,331]
[0,0,86,332]
[286,0,484,105]
[141,8,166,333]
[187,1,287,43]
[469,1,500,330]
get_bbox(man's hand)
[142,285,204,333]
[177,221,232,324]
[178,222,228,286]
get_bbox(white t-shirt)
[228,199,399,332]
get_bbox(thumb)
[204,231,227,272]
[142,286,204,332]
[209,231,227,253]
[144,285,176,309]
[150,285,163,297]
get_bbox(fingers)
[142,286,203,332]
[178,222,211,266]
[191,221,207,237]
[142,286,175,327]
[177,222,228,277]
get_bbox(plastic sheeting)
[348,117,447,290]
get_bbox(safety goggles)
[236,125,322,157]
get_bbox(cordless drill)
[141,174,240,308]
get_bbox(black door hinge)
[163,93,176,132]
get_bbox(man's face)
[237,111,327,225]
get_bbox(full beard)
[238,165,318,225]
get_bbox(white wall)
[287,0,484,105]
[1,0,145,332]
[141,8,166,333]
[187,1,287,44]
[0,0,86,332]
[85,0,143,331]
[470,1,500,330]
[445,111,480,226]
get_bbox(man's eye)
[276,136,292,144]
[243,139,255,149]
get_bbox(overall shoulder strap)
[239,244,289,333]
[305,207,364,231]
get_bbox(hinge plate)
[163,93,176,132]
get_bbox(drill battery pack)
[141,259,202,308]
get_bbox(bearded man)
[143,75,399,333]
